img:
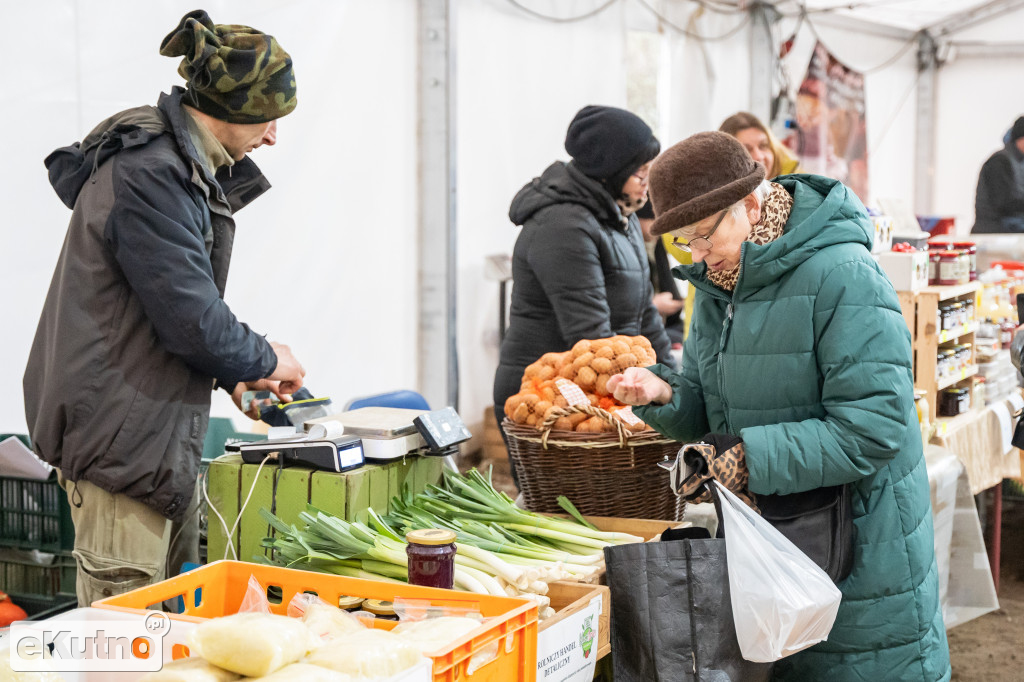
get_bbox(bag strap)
[706,480,727,539]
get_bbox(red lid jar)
[936,251,961,286]
[953,241,977,280]
[928,239,956,252]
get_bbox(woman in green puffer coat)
[607,131,950,681]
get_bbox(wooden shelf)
[936,365,978,391]
[920,282,981,299]
[901,282,982,422]
[937,324,974,343]
[933,407,984,438]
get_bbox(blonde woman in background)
[719,111,802,179]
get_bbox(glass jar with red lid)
[928,239,956,252]
[936,251,961,286]
[952,241,977,280]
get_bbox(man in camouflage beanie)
[25,9,305,607]
[160,9,297,124]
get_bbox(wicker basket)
[503,404,684,520]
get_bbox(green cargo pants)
[58,474,200,607]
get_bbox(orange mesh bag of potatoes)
[504,335,658,433]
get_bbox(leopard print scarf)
[616,194,647,225]
[707,182,793,292]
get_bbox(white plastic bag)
[716,481,842,662]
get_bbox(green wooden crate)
[207,457,445,565]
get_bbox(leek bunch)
[258,468,642,614]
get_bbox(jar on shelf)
[928,251,942,286]
[974,375,987,407]
[936,251,961,286]
[950,301,965,329]
[964,298,976,326]
[955,344,971,372]
[999,318,1016,348]
[939,305,954,331]
[939,387,969,417]
[953,241,977,281]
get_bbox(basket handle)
[539,403,630,448]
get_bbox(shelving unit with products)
[900,281,981,424]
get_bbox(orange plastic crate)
[93,560,538,681]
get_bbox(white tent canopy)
[3,0,1022,444]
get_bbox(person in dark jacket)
[493,105,673,470]
[23,10,306,606]
[972,116,1024,233]
[608,132,950,681]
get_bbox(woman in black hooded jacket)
[493,105,672,445]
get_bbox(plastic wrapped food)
[301,601,367,644]
[186,613,316,677]
[391,616,481,653]
[250,662,353,681]
[139,656,241,681]
[303,629,424,678]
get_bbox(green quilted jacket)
[635,175,951,681]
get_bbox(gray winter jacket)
[493,160,672,412]
[24,87,277,521]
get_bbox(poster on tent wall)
[785,41,869,203]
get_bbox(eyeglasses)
[670,209,728,252]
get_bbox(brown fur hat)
[649,131,765,237]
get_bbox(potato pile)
[504,335,657,433]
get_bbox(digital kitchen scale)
[306,407,428,461]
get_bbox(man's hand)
[231,379,292,420]
[606,367,673,406]
[268,341,305,395]
[653,292,684,316]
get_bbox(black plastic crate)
[0,474,75,552]
[0,551,76,597]
[6,592,78,620]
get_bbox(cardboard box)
[537,582,609,680]
[871,215,894,254]
[878,250,929,291]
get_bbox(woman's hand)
[607,367,673,406]
[653,291,684,316]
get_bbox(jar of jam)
[974,376,987,406]
[406,528,457,590]
[939,305,954,331]
[953,241,977,280]
[939,387,969,416]
[338,595,365,612]
[928,251,942,285]
[928,239,955,252]
[361,599,400,621]
[949,301,964,329]
[936,251,960,286]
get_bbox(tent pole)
[749,2,779,124]
[914,30,938,216]
[417,0,459,411]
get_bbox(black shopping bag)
[604,531,774,681]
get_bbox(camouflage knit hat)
[160,9,297,124]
